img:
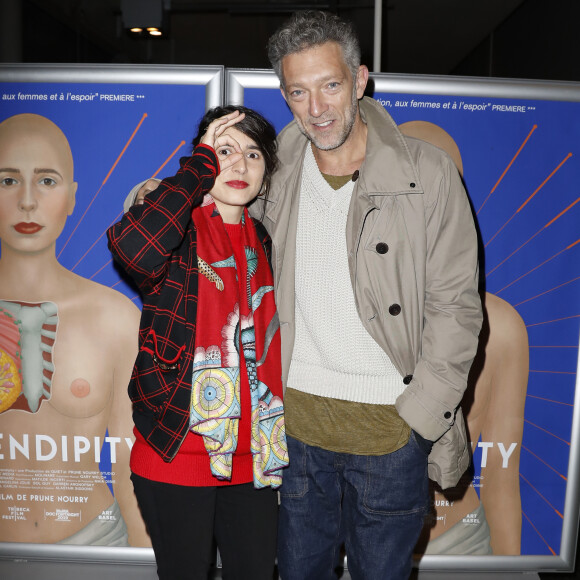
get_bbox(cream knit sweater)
[287,145,404,405]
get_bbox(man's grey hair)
[267,10,361,89]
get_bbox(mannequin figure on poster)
[400,121,529,555]
[0,113,149,547]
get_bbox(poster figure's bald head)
[0,114,78,255]
[398,120,464,177]
[0,113,76,181]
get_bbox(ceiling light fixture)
[121,0,170,38]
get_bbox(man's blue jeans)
[277,432,431,580]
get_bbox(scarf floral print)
[189,197,288,488]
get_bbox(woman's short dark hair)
[192,105,278,202]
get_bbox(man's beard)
[296,89,358,151]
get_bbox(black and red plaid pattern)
[107,145,272,462]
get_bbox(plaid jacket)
[107,145,272,462]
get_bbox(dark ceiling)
[2,0,580,82]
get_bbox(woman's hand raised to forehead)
[200,110,245,172]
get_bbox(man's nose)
[309,92,326,117]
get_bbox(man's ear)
[356,65,369,99]
[68,181,77,215]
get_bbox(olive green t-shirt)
[284,388,411,455]
[323,173,353,190]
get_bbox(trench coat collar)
[264,96,424,225]
[357,96,424,197]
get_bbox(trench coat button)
[403,374,413,385]
[410,182,416,188]
[444,411,452,419]
[352,170,360,182]
[376,242,389,254]
[388,304,401,316]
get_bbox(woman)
[107,106,288,579]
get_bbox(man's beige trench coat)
[251,96,483,489]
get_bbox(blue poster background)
[0,80,209,306]
[242,84,580,557]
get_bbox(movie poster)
[0,65,221,551]
[230,69,580,567]
[375,88,579,560]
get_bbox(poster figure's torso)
[424,293,527,555]
[0,277,140,544]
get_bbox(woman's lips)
[14,222,42,234]
[226,180,249,189]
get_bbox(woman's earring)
[257,183,266,197]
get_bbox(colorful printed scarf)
[189,196,288,488]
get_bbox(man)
[257,11,483,579]
[0,114,148,547]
